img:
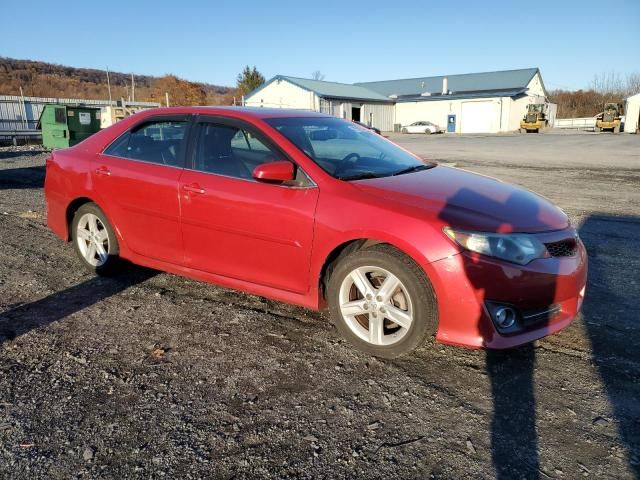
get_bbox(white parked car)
[401,121,442,134]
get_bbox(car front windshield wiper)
[391,164,434,176]
[338,171,388,181]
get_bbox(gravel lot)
[0,133,639,479]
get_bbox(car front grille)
[544,239,577,257]
[526,114,537,123]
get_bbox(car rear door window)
[104,120,187,167]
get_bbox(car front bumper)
[428,229,588,349]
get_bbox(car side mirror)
[252,160,295,183]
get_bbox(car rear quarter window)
[104,132,130,157]
[104,120,187,167]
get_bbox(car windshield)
[266,117,434,180]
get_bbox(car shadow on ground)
[0,265,156,345]
[431,202,639,479]
[0,165,45,189]
[414,208,639,479]
[579,214,640,478]
[437,188,557,479]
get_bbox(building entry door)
[447,114,456,133]
[351,106,361,122]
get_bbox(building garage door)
[461,101,499,133]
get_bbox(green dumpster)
[38,104,101,149]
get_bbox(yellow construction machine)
[595,102,623,133]
[520,104,550,133]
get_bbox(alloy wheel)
[76,213,110,267]
[338,266,413,346]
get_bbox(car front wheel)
[328,245,437,358]
[71,203,120,275]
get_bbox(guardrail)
[0,129,42,145]
[554,117,597,131]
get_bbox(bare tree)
[626,73,640,96]
[590,71,625,96]
[550,71,640,118]
[311,70,325,81]
[591,71,640,98]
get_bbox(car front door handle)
[182,183,206,194]
[95,166,111,176]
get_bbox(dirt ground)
[0,133,639,479]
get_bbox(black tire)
[327,244,437,359]
[71,203,120,275]
[424,129,432,135]
[401,128,408,134]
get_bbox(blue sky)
[3,0,639,90]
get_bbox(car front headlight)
[443,227,547,265]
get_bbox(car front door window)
[194,124,278,180]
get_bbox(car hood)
[352,165,569,233]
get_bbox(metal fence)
[554,117,597,131]
[0,95,159,131]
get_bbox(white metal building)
[245,68,550,134]
[244,76,395,131]
[624,93,640,133]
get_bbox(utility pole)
[19,86,27,129]
[165,92,170,107]
[131,73,135,102]
[106,67,112,104]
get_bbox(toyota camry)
[44,107,587,358]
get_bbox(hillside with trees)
[11,56,639,119]
[0,57,236,105]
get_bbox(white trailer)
[624,93,640,133]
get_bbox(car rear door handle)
[95,166,111,176]
[182,183,206,194]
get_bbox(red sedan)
[44,107,587,358]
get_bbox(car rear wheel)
[71,203,120,275]
[327,245,437,358]
[424,128,432,135]
[401,128,408,134]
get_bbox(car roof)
[135,106,332,120]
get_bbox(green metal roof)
[251,75,392,102]
[246,68,542,103]
[355,68,541,98]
